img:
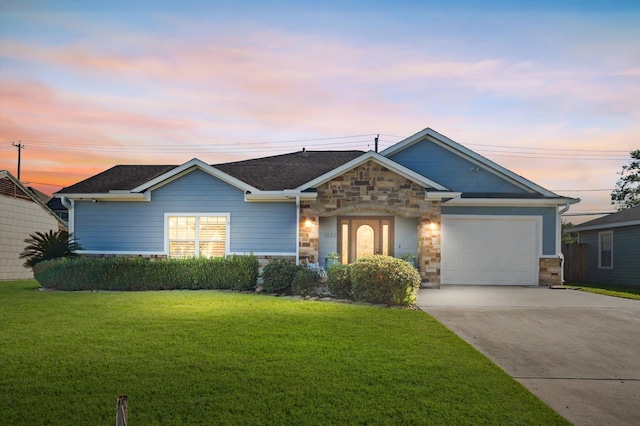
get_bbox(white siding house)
[0,170,65,281]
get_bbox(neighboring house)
[566,206,640,287]
[46,196,69,226]
[55,128,579,286]
[0,170,66,281]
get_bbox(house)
[0,170,66,281]
[54,128,579,286]
[566,206,640,287]
[46,197,69,226]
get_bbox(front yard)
[0,280,567,425]
[566,282,640,300]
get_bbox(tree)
[562,220,577,244]
[20,230,83,268]
[611,149,640,211]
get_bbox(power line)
[22,181,65,187]
[467,142,629,154]
[1,134,379,148]
[484,153,627,160]
[563,212,616,216]
[1,135,632,160]
[478,149,624,157]
[550,189,613,192]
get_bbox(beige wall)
[0,196,61,281]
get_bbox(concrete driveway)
[416,286,640,426]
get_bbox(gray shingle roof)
[216,150,364,190]
[57,151,364,194]
[568,205,640,232]
[57,165,177,194]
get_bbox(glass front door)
[338,216,393,264]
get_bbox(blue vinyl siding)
[75,201,163,251]
[318,216,338,262]
[441,206,557,255]
[74,169,296,253]
[579,226,640,287]
[395,216,419,258]
[389,141,529,193]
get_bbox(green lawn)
[567,282,640,300]
[0,280,567,425]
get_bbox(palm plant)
[20,230,83,268]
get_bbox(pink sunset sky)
[1,1,638,223]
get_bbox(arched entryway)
[338,216,394,264]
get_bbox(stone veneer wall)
[418,202,441,286]
[539,257,562,286]
[299,160,441,284]
[82,253,168,260]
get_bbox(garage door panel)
[441,216,539,285]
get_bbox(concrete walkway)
[416,286,640,426]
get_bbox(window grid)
[598,231,613,269]
[168,215,227,259]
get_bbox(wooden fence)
[562,243,586,283]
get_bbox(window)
[167,214,228,258]
[598,231,612,269]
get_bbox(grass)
[566,282,640,300]
[0,280,568,425]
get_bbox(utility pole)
[12,141,24,180]
[374,134,379,153]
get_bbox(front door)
[338,216,393,264]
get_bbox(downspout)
[295,195,300,266]
[558,201,572,284]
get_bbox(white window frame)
[164,213,230,258]
[598,230,613,269]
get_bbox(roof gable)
[132,158,259,193]
[297,151,449,191]
[381,128,560,197]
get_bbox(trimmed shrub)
[226,255,261,291]
[327,264,352,298]
[349,255,421,306]
[261,258,299,294]
[291,268,322,296]
[32,255,260,291]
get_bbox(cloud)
[1,9,638,213]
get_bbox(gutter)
[245,191,317,202]
[54,193,150,202]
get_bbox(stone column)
[418,201,441,287]
[539,258,562,286]
[298,213,319,263]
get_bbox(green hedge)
[32,255,260,291]
[291,268,323,296]
[327,264,352,298]
[261,258,299,294]
[349,255,421,306]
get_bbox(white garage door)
[441,216,540,285]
